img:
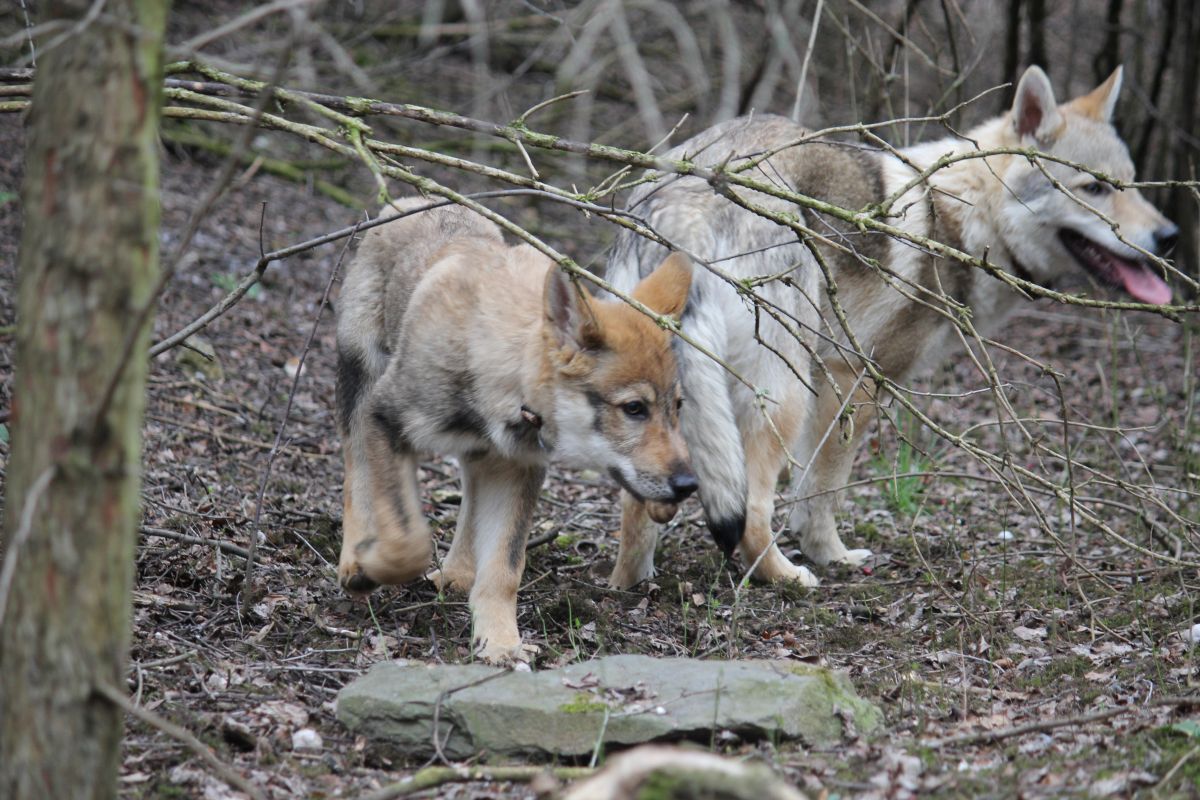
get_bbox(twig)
[525,527,562,550]
[923,696,1200,749]
[924,707,1126,748]
[139,526,251,559]
[0,466,55,626]
[15,0,36,66]
[430,670,509,766]
[93,680,265,800]
[791,0,823,121]
[1157,745,1200,790]
[241,220,358,592]
[360,765,594,800]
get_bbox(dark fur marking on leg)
[370,404,410,455]
[354,535,377,555]
[388,483,414,532]
[336,347,370,434]
[707,513,746,557]
[507,471,545,569]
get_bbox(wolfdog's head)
[542,253,698,505]
[991,65,1177,304]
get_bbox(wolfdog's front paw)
[338,563,379,596]
[752,558,821,588]
[609,553,656,591]
[834,548,873,568]
[805,539,873,567]
[776,563,820,588]
[426,567,474,594]
[475,637,539,667]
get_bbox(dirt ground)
[3,3,1200,798]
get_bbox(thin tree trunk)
[1165,1,1200,285]
[0,0,169,798]
[1027,0,1047,74]
[1093,0,1123,83]
[1002,0,1023,110]
[1131,0,1175,168]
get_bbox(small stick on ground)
[922,697,1200,749]
[140,526,251,559]
[361,765,594,800]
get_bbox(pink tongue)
[1116,261,1172,305]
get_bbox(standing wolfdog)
[336,199,696,663]
[605,65,1179,589]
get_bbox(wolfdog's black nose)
[669,468,699,501]
[1155,223,1180,256]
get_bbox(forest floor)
[2,8,1200,797]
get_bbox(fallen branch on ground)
[360,765,594,800]
[923,696,1200,749]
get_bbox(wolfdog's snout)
[1155,222,1180,256]
[668,464,699,501]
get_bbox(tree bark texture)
[0,1,168,799]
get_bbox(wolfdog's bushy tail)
[606,231,750,555]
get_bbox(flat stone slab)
[337,654,881,759]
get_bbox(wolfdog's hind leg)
[337,406,432,593]
[788,370,874,567]
[738,406,819,587]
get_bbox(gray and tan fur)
[336,198,697,663]
[605,65,1178,589]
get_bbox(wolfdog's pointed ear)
[544,266,603,351]
[1069,65,1123,123]
[632,253,693,319]
[1012,65,1063,142]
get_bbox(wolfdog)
[604,65,1178,589]
[335,199,696,663]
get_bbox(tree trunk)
[1026,0,1047,74]
[0,1,168,798]
[1166,1,1200,286]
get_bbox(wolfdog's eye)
[1081,181,1111,197]
[621,400,649,420]
[676,397,684,411]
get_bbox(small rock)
[292,728,323,751]
[998,529,1015,541]
[283,356,306,379]
[257,700,309,729]
[1013,626,1047,641]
